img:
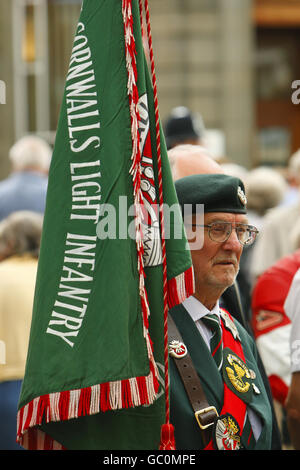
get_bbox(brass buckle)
[195,406,218,430]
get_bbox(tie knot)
[202,313,220,332]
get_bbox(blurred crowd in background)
[1,106,300,449]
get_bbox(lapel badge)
[220,310,241,341]
[238,186,247,206]
[214,413,242,450]
[252,383,261,395]
[168,340,187,358]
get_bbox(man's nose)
[222,228,241,251]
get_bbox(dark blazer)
[169,303,275,450]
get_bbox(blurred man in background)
[250,149,300,281]
[168,144,222,181]
[164,106,205,150]
[0,135,52,221]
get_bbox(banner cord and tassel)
[122,0,159,411]
[140,0,175,450]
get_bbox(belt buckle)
[195,406,218,430]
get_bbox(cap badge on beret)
[237,186,247,206]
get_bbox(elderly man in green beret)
[169,173,276,450]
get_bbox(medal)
[220,310,241,341]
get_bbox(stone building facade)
[3,0,297,180]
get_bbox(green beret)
[175,173,247,214]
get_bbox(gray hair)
[245,166,287,216]
[288,149,300,181]
[0,211,43,259]
[9,135,52,173]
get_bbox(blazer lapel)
[241,354,273,448]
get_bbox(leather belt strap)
[168,314,218,447]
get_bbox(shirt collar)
[182,295,220,323]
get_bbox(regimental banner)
[17,0,194,450]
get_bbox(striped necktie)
[202,313,223,370]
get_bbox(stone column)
[219,0,255,169]
[0,0,14,179]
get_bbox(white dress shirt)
[182,295,262,442]
[182,295,221,348]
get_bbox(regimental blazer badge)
[168,340,187,359]
[214,413,242,450]
[222,347,253,404]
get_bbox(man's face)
[187,212,247,299]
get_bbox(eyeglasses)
[186,221,259,246]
